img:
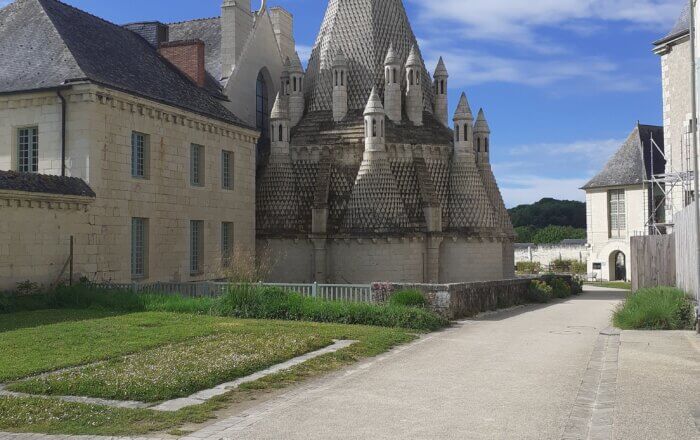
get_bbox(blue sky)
[1,0,687,207]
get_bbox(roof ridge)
[38,0,122,30]
[167,16,220,26]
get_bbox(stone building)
[254,0,515,283]
[582,124,665,282]
[0,0,258,289]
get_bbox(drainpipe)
[690,0,700,331]
[57,89,67,177]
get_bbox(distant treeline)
[508,198,587,244]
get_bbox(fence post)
[312,282,318,298]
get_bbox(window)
[440,80,445,94]
[392,68,396,84]
[409,69,414,85]
[463,124,468,142]
[477,138,481,152]
[131,132,149,178]
[190,220,204,275]
[190,144,205,186]
[222,150,234,190]
[17,127,39,173]
[335,70,338,86]
[372,119,377,137]
[455,125,460,142]
[278,124,284,142]
[609,189,627,238]
[485,138,489,153]
[256,72,269,139]
[221,222,234,268]
[131,218,148,279]
[341,71,344,86]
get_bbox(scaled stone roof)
[582,124,665,190]
[654,4,690,45]
[0,171,96,197]
[0,0,248,128]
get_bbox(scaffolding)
[644,131,695,236]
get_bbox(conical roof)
[333,49,348,67]
[270,93,289,120]
[474,109,490,133]
[289,52,304,73]
[405,44,421,67]
[304,0,434,113]
[453,93,473,121]
[434,57,448,77]
[384,43,399,65]
[364,87,384,115]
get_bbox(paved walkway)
[3,287,699,440]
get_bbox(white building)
[582,124,665,282]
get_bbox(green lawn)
[0,310,417,436]
[0,309,116,333]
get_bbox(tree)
[531,225,586,244]
[508,198,586,229]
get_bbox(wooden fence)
[673,202,699,296]
[630,234,676,291]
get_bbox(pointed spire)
[333,48,348,67]
[270,93,289,120]
[384,43,399,65]
[474,108,490,133]
[405,44,421,67]
[364,87,384,115]
[434,57,448,78]
[453,93,473,121]
[289,52,304,73]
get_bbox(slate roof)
[0,170,96,197]
[0,0,249,128]
[654,4,690,45]
[582,124,665,190]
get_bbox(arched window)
[278,124,284,142]
[485,138,489,152]
[365,120,368,137]
[392,68,397,83]
[256,71,269,140]
[372,119,377,137]
[341,71,344,86]
[440,80,445,94]
[293,77,297,92]
[381,120,384,137]
[409,69,414,85]
[455,125,460,142]
[463,124,468,142]
[335,71,338,87]
[477,138,481,152]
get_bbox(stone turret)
[281,57,290,95]
[332,49,349,122]
[433,57,449,127]
[405,45,423,126]
[270,93,290,157]
[288,52,305,126]
[383,43,402,123]
[474,109,491,164]
[363,87,385,154]
[452,92,474,157]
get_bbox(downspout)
[57,89,67,177]
[689,0,700,331]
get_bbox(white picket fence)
[91,281,374,303]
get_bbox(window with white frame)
[222,150,234,190]
[131,218,148,279]
[221,222,234,268]
[131,132,149,178]
[190,220,204,275]
[609,189,626,238]
[190,144,205,186]
[17,127,39,173]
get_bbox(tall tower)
[433,57,449,127]
[221,0,253,79]
[288,52,305,127]
[405,45,423,126]
[474,109,491,164]
[270,93,290,157]
[332,49,349,122]
[384,44,402,123]
[364,87,386,155]
[453,92,474,157]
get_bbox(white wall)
[514,244,588,266]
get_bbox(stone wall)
[514,243,588,267]
[372,278,533,319]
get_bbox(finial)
[453,92,473,121]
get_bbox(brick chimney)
[158,40,206,88]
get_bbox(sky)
[1,0,687,207]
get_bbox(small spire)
[333,48,348,67]
[405,44,421,67]
[270,93,289,120]
[434,57,448,78]
[453,92,473,121]
[289,52,304,73]
[364,87,384,115]
[474,108,490,133]
[384,43,399,65]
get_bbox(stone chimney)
[221,0,254,79]
[269,7,296,63]
[159,40,206,88]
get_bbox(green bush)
[570,261,587,275]
[571,277,584,295]
[613,287,695,330]
[548,277,572,299]
[516,261,541,274]
[388,290,427,308]
[527,280,553,303]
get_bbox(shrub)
[570,261,587,275]
[527,280,553,303]
[516,261,541,274]
[613,287,695,330]
[571,277,584,295]
[548,277,572,299]
[388,290,427,308]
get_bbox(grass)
[0,310,416,436]
[0,309,116,333]
[613,287,696,330]
[585,281,632,290]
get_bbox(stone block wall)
[514,243,588,267]
[373,278,532,319]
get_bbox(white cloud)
[492,171,588,208]
[296,45,313,66]
[509,138,626,166]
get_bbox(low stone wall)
[372,278,534,319]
